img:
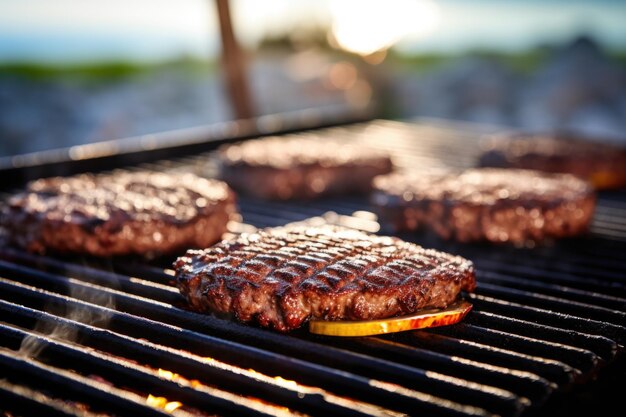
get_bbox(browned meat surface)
[478,131,626,190]
[1,171,237,256]
[372,168,596,245]
[174,224,475,332]
[217,135,393,200]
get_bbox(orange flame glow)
[157,368,181,382]
[146,394,182,413]
[146,369,186,413]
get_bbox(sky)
[0,0,625,63]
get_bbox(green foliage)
[387,47,552,74]
[257,24,332,52]
[389,43,626,75]
[609,50,626,67]
[0,57,217,82]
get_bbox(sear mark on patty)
[217,135,394,200]
[371,167,596,245]
[1,170,238,257]
[174,224,475,332]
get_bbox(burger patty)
[217,135,393,200]
[372,168,596,244]
[1,171,237,256]
[478,131,626,190]
[174,224,476,332]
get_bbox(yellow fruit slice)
[309,300,472,337]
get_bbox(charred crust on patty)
[1,171,238,256]
[372,168,596,244]
[217,135,394,200]
[478,131,626,190]
[174,224,475,332]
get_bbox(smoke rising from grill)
[19,274,115,358]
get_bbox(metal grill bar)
[0,380,102,417]
[1,119,625,417]
[473,283,625,327]
[3,247,613,369]
[324,337,554,406]
[0,269,517,417]
[4,244,615,374]
[1,324,289,417]
[430,324,599,375]
[468,294,626,345]
[473,257,626,287]
[0,303,361,416]
[0,349,171,417]
[475,270,626,306]
[392,331,580,387]
[464,311,618,362]
[0,297,489,417]
[0,248,605,410]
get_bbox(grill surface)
[1,118,625,417]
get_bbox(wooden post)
[215,0,255,119]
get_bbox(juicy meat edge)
[175,244,476,332]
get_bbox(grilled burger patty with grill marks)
[217,135,393,200]
[1,171,237,256]
[372,168,596,244]
[174,224,476,332]
[478,131,626,190]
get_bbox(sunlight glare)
[330,0,440,56]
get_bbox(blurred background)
[1,0,625,157]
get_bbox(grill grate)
[1,119,625,417]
